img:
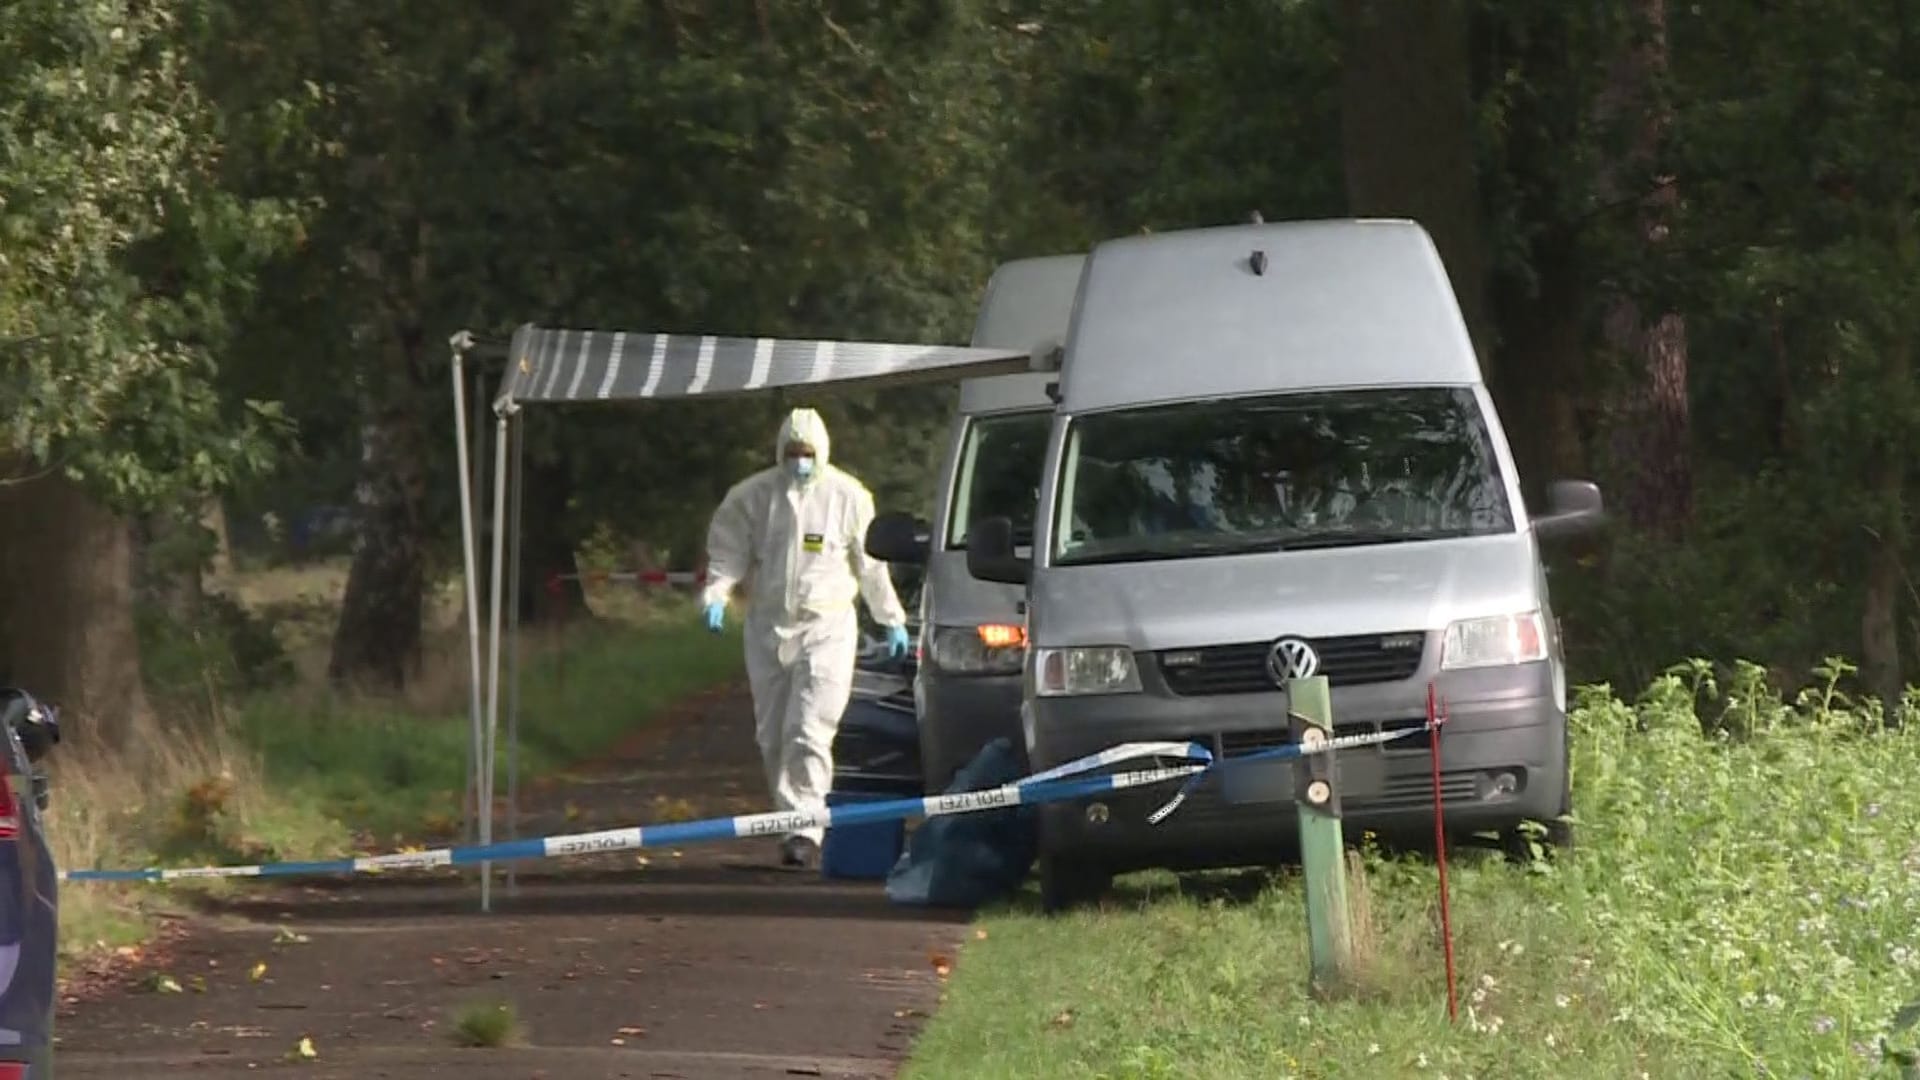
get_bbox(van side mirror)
[1533,480,1606,542]
[965,516,1030,585]
[865,511,930,565]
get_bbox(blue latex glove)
[703,602,725,634]
[887,624,912,659]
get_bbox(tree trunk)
[1596,0,1693,540]
[1861,466,1904,711]
[131,510,206,626]
[203,498,233,580]
[1337,0,1495,366]
[516,456,588,624]
[1862,208,1914,711]
[0,471,152,751]
[1490,228,1591,502]
[327,374,431,693]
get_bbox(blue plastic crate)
[820,789,906,880]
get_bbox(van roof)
[970,253,1087,355]
[954,253,1086,416]
[957,371,1055,414]
[1057,219,1482,413]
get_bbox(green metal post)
[1291,674,1353,996]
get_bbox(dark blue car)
[0,689,60,1078]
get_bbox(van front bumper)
[916,669,1027,792]
[1026,660,1566,873]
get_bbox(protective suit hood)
[775,407,831,470]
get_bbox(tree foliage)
[0,0,293,509]
[7,0,1918,709]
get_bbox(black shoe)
[779,836,819,870]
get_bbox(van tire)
[1038,854,1111,914]
[1546,743,1575,851]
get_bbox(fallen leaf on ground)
[974,929,988,941]
[273,928,311,945]
[1050,1009,1076,1029]
[653,796,697,822]
[149,974,183,994]
[250,962,268,982]
[929,953,952,979]
[616,1026,645,1037]
[288,1035,318,1061]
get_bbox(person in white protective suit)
[699,407,912,868]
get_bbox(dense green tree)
[0,0,294,746]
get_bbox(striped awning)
[497,324,1035,407]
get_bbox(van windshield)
[1052,387,1513,565]
[946,409,1053,549]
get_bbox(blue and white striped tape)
[56,727,1423,884]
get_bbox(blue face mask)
[787,455,815,481]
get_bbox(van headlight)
[1441,611,1548,670]
[927,623,1026,676]
[1032,646,1142,697]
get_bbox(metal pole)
[449,334,486,852]
[481,408,512,913]
[470,361,491,841]
[1291,675,1354,997]
[504,405,527,896]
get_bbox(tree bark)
[1861,208,1914,711]
[0,470,152,751]
[1861,475,1904,711]
[1596,0,1693,540]
[203,497,233,580]
[327,368,431,693]
[132,510,206,626]
[1337,0,1495,366]
[1490,228,1591,501]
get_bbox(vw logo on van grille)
[1266,637,1320,684]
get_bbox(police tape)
[55,727,1426,884]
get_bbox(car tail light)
[0,1062,31,1078]
[0,772,16,842]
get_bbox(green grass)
[450,997,527,1048]
[49,591,743,962]
[226,606,743,840]
[903,660,1920,1079]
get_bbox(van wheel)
[1038,854,1111,914]
[1547,733,1575,851]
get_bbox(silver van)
[959,219,1605,909]
[865,254,1084,791]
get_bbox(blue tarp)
[884,737,1039,909]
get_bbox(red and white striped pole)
[545,568,709,592]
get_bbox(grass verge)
[225,605,743,841]
[902,660,1920,1079]
[46,592,742,964]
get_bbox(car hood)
[1029,532,1540,650]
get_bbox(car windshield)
[1052,387,1513,565]
[946,409,1052,548]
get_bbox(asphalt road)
[51,685,967,1079]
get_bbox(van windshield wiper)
[1061,527,1478,565]
[1060,535,1260,565]
[1277,527,1474,550]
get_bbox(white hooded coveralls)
[701,408,908,845]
